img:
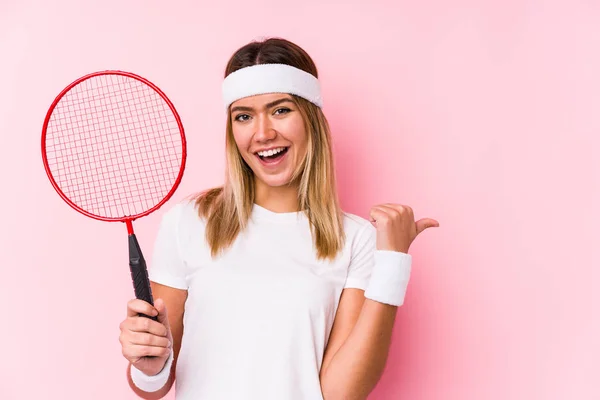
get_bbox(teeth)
[257,147,286,157]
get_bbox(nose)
[253,114,277,142]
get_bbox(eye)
[234,114,250,122]
[274,107,291,115]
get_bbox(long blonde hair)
[195,37,345,261]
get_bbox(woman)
[118,37,439,400]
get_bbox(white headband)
[221,63,323,111]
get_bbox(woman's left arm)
[320,203,439,400]
[319,289,399,400]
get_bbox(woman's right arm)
[122,281,188,400]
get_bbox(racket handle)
[128,234,158,321]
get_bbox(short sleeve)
[147,203,189,290]
[343,222,377,290]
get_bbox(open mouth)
[255,146,289,164]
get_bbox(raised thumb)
[416,218,440,235]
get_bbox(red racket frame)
[40,70,187,234]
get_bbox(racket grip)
[128,234,158,321]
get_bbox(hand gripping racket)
[41,70,186,321]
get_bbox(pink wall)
[1,0,598,399]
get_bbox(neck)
[254,180,300,213]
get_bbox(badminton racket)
[41,70,186,321]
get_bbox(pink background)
[1,0,598,399]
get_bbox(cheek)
[232,129,251,153]
[294,132,309,157]
[284,118,308,148]
[231,131,255,167]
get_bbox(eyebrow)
[230,97,294,114]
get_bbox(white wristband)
[130,350,174,393]
[364,250,412,306]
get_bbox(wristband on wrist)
[130,350,174,393]
[364,250,412,306]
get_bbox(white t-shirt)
[148,199,380,400]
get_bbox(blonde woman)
[118,37,439,400]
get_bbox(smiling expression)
[230,93,309,189]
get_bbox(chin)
[256,173,295,188]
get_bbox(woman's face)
[230,93,308,188]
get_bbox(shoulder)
[160,196,199,220]
[341,211,376,246]
[158,196,207,236]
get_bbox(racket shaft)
[128,234,158,321]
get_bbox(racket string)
[44,73,184,219]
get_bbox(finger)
[381,203,413,217]
[127,299,158,318]
[123,344,172,360]
[127,316,169,337]
[154,298,170,329]
[377,204,405,219]
[128,331,171,348]
[373,205,412,226]
[369,206,391,225]
[416,218,440,235]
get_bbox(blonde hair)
[194,38,345,261]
